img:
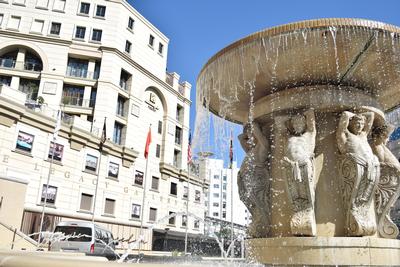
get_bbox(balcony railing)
[66,66,99,80]
[61,96,95,108]
[0,58,42,72]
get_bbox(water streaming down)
[195,18,400,265]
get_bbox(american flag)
[229,130,233,168]
[187,132,192,164]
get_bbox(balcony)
[61,96,95,108]
[66,66,99,80]
[0,58,42,72]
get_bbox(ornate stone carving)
[237,122,271,238]
[281,109,316,236]
[336,111,379,236]
[371,124,400,239]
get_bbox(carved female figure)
[371,123,400,239]
[281,109,316,236]
[237,122,271,238]
[336,111,380,236]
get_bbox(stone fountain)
[196,18,400,266]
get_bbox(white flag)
[53,110,62,141]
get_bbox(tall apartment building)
[0,0,206,251]
[199,158,248,237]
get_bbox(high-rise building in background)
[0,0,207,251]
[199,158,249,238]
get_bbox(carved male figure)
[281,109,316,236]
[238,122,271,238]
[371,123,400,238]
[336,111,379,236]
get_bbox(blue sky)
[131,0,400,165]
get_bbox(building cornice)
[159,162,205,187]
[100,46,191,105]
[0,30,72,46]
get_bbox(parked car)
[49,221,118,259]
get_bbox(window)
[151,176,159,190]
[222,211,226,219]
[95,5,106,17]
[36,0,48,8]
[170,182,177,196]
[183,186,188,199]
[80,193,93,211]
[8,16,21,30]
[155,144,161,158]
[223,192,227,200]
[131,204,140,219]
[31,19,44,33]
[213,202,219,207]
[113,122,123,145]
[223,175,227,181]
[175,126,182,145]
[108,162,119,178]
[127,17,134,30]
[41,184,57,204]
[134,170,143,186]
[0,14,3,27]
[194,219,200,229]
[149,35,155,47]
[53,0,65,11]
[119,69,131,91]
[212,212,219,217]
[213,193,219,198]
[149,207,157,221]
[195,190,201,202]
[48,142,64,161]
[104,198,115,215]
[158,121,162,134]
[16,131,34,153]
[125,41,131,53]
[214,175,219,180]
[176,105,184,122]
[168,211,175,225]
[85,154,98,172]
[213,184,219,189]
[50,22,61,35]
[173,149,181,168]
[182,215,187,227]
[222,202,226,209]
[75,26,86,39]
[91,29,102,42]
[116,96,126,117]
[79,2,90,14]
[223,183,227,190]
[158,43,164,55]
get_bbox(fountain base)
[246,237,400,266]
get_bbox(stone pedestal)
[247,237,400,266]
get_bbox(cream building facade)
[200,158,248,237]
[0,0,207,251]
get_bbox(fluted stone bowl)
[197,18,400,123]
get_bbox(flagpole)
[37,109,61,248]
[184,162,190,255]
[92,117,106,223]
[139,124,152,255]
[230,129,234,258]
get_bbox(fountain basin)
[247,237,400,266]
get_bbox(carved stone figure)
[336,111,380,236]
[281,109,316,236]
[371,123,400,239]
[238,122,271,238]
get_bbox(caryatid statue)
[238,122,271,238]
[371,123,400,239]
[281,109,316,236]
[336,111,380,236]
